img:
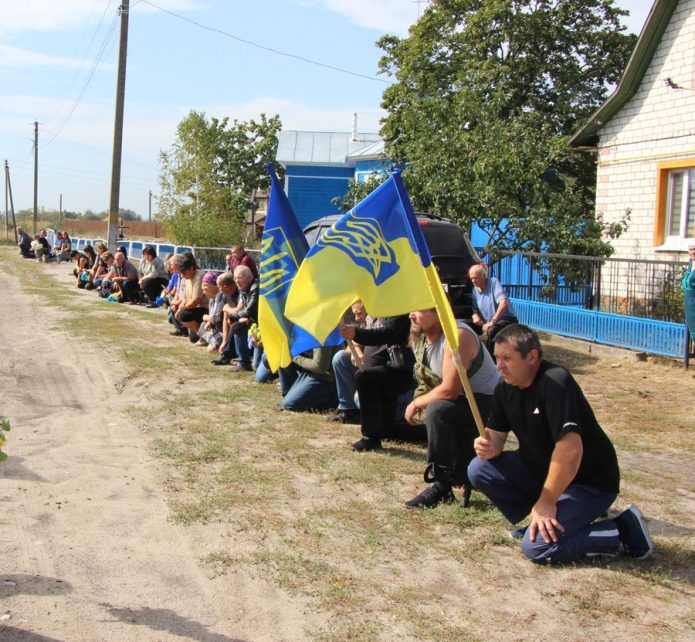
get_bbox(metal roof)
[276,130,382,166]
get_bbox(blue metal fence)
[513,299,689,358]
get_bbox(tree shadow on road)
[101,604,249,642]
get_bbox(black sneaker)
[211,356,232,366]
[405,484,455,509]
[328,409,361,424]
[351,437,382,452]
[615,504,653,560]
[170,330,187,337]
[229,364,251,373]
[509,525,528,540]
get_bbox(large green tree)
[158,110,281,246]
[378,0,636,256]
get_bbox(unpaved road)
[0,256,308,641]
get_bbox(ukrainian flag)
[258,164,342,372]
[285,169,459,352]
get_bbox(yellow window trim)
[655,159,695,245]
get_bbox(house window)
[655,160,695,249]
[665,169,694,238]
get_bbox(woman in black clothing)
[340,314,415,451]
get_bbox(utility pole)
[6,162,17,242]
[59,193,63,225]
[107,0,130,249]
[148,189,152,222]
[4,161,8,240]
[33,120,38,234]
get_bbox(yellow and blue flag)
[285,169,459,352]
[258,164,342,372]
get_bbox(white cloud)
[0,0,204,36]
[198,96,385,133]
[0,43,115,70]
[293,0,419,37]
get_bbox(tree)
[332,172,390,212]
[158,110,282,246]
[377,0,636,256]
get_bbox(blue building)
[275,125,389,229]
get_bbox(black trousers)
[142,277,168,302]
[426,393,493,486]
[356,366,414,441]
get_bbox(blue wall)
[285,165,354,229]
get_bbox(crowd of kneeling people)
[34,237,655,566]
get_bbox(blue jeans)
[255,352,277,384]
[278,365,338,412]
[332,349,359,411]
[468,451,620,564]
[232,324,251,369]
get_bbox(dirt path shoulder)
[0,252,308,641]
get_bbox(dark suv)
[303,213,481,321]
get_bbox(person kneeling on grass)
[112,250,141,304]
[404,309,500,509]
[197,271,224,350]
[278,346,340,412]
[468,324,653,565]
[173,257,208,344]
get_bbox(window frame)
[655,159,695,249]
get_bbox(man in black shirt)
[468,324,653,564]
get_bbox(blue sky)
[0,0,655,218]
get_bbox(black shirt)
[487,360,619,494]
[353,315,413,369]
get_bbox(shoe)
[460,484,473,508]
[170,330,187,336]
[405,484,456,509]
[615,504,654,560]
[509,525,528,540]
[328,409,361,424]
[146,303,158,308]
[351,437,382,452]
[229,364,251,373]
[211,356,232,366]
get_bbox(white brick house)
[570,0,695,261]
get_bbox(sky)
[0,0,656,219]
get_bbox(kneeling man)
[468,324,652,564]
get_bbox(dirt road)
[0,256,307,641]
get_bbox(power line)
[41,11,120,149]
[136,0,392,86]
[42,0,116,125]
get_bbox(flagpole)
[389,168,485,437]
[424,271,486,437]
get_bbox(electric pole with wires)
[107,0,130,249]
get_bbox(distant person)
[469,264,518,354]
[138,246,169,305]
[16,227,32,258]
[225,244,258,280]
[468,324,653,564]
[214,265,258,371]
[172,256,208,342]
[683,241,695,344]
[55,231,72,263]
[112,251,141,304]
[31,234,51,262]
